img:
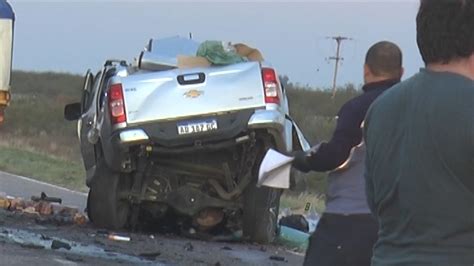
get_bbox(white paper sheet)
[258,149,294,189]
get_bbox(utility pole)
[327,36,352,98]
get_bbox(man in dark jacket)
[363,1,474,265]
[293,41,403,266]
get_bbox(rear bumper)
[102,109,288,171]
[247,109,285,132]
[118,109,287,145]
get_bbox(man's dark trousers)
[303,213,378,266]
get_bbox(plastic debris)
[277,225,309,251]
[279,214,309,233]
[108,233,131,242]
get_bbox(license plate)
[177,119,218,135]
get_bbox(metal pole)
[331,38,342,98]
[327,36,351,99]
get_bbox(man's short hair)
[365,41,403,78]
[417,0,474,65]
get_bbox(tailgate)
[122,62,265,124]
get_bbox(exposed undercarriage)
[87,131,282,243]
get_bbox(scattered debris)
[0,197,10,209]
[0,192,88,226]
[20,242,45,249]
[22,207,37,215]
[36,201,53,216]
[184,242,194,251]
[96,230,109,237]
[259,246,267,252]
[139,251,161,261]
[108,233,131,242]
[31,192,62,204]
[277,225,309,251]
[51,239,72,250]
[269,255,286,262]
[40,234,52,241]
[279,214,309,233]
[73,213,87,226]
[8,198,26,211]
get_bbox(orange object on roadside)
[0,91,10,124]
[73,213,88,225]
[35,201,53,216]
[0,197,10,209]
[8,198,25,211]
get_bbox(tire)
[87,159,131,230]
[243,184,281,244]
[242,142,282,244]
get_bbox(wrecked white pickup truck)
[64,37,309,244]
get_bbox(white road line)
[0,170,87,197]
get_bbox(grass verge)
[0,144,87,192]
[280,192,325,214]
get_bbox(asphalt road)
[0,171,87,211]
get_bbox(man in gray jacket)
[293,41,403,266]
[363,1,474,265]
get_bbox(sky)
[8,0,423,89]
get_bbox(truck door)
[78,71,97,175]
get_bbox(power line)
[326,36,352,98]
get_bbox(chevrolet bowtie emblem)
[183,89,204,98]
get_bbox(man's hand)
[292,150,311,173]
[291,144,321,173]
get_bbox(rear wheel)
[87,159,131,229]
[242,141,282,244]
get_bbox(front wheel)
[243,183,281,244]
[242,140,282,244]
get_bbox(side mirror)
[64,103,82,121]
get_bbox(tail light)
[262,68,280,104]
[108,83,126,124]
